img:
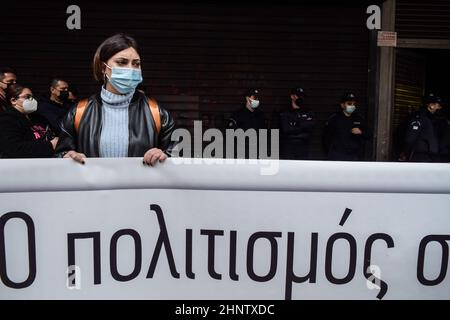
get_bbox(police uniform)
[227,106,266,131]
[227,89,267,158]
[279,106,315,160]
[402,94,443,162]
[279,87,315,160]
[403,108,440,162]
[323,110,368,161]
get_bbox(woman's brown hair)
[92,33,141,83]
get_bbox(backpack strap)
[74,97,161,135]
[148,97,161,135]
[74,98,89,133]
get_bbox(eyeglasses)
[17,94,33,100]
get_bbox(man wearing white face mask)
[0,84,58,158]
[323,92,370,161]
[228,88,266,131]
[227,88,267,158]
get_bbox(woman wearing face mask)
[0,84,58,158]
[55,33,176,165]
[323,92,370,161]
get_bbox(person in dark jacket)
[55,33,176,166]
[323,92,370,161]
[228,88,266,131]
[36,78,74,136]
[279,87,315,160]
[0,84,58,158]
[400,93,442,162]
[0,67,18,112]
[227,88,267,158]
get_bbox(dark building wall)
[0,1,372,159]
[424,50,450,103]
[396,0,450,39]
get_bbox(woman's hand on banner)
[63,150,87,164]
[143,148,167,166]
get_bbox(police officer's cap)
[341,92,357,103]
[291,87,305,99]
[424,93,442,105]
[245,88,260,99]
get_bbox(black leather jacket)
[55,91,176,157]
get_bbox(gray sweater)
[99,87,134,157]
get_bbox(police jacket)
[403,108,439,157]
[228,106,266,131]
[279,107,315,140]
[323,110,369,156]
[55,90,176,157]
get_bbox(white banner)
[0,158,449,300]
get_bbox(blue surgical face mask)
[104,63,143,94]
[345,104,356,114]
[249,98,260,109]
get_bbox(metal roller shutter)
[1,1,373,159]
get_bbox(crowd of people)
[228,86,449,162]
[1,33,449,163]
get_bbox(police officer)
[227,88,267,158]
[323,93,369,161]
[279,87,315,160]
[401,93,442,162]
[228,88,266,131]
